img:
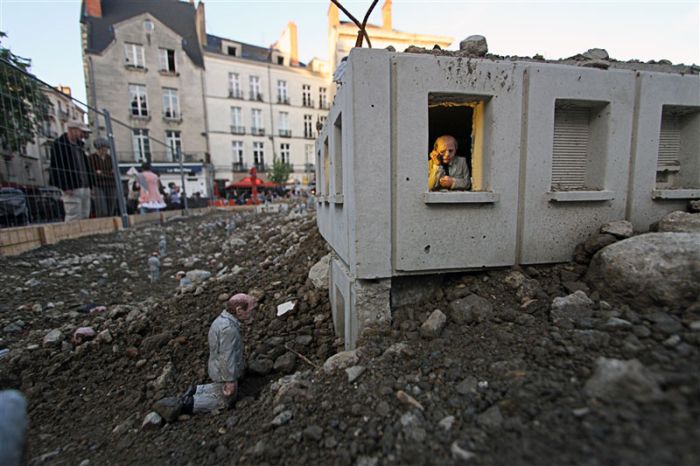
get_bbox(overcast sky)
[1,0,698,106]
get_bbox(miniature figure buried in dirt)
[428,134,471,191]
[154,293,256,420]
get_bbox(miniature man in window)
[428,135,471,191]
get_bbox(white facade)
[204,52,329,188]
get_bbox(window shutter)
[552,107,589,189]
[657,112,681,169]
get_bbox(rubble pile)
[0,209,698,465]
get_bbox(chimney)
[382,0,392,30]
[288,22,299,66]
[195,1,206,46]
[85,0,102,18]
[328,1,339,28]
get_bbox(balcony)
[302,99,315,108]
[277,96,290,105]
[254,162,268,172]
[230,125,246,135]
[129,111,151,121]
[303,131,315,140]
[279,129,292,138]
[228,89,243,99]
[251,127,265,136]
[319,101,330,110]
[249,92,264,102]
[163,110,182,122]
[232,162,248,172]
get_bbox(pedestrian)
[136,162,166,214]
[49,120,92,222]
[88,137,118,217]
[153,293,256,418]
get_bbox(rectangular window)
[302,84,313,108]
[132,129,150,162]
[129,84,148,117]
[124,43,145,68]
[333,114,343,197]
[280,143,290,165]
[251,109,264,135]
[165,130,182,161]
[277,80,289,104]
[158,48,176,72]
[304,114,313,139]
[230,107,244,134]
[249,76,262,101]
[656,106,700,190]
[253,141,265,170]
[232,140,245,171]
[227,46,237,57]
[304,144,314,172]
[228,72,242,98]
[162,88,180,119]
[319,115,327,135]
[319,87,328,109]
[551,99,609,191]
[279,112,290,137]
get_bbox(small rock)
[225,415,237,429]
[604,317,633,330]
[657,211,700,233]
[451,441,476,462]
[295,335,313,346]
[396,390,424,411]
[420,309,447,338]
[96,330,113,344]
[663,334,681,347]
[584,357,663,403]
[248,358,274,375]
[459,35,488,56]
[273,352,297,374]
[600,220,633,238]
[550,291,594,329]
[141,412,163,430]
[449,294,493,324]
[153,397,182,423]
[345,365,366,383]
[271,410,293,427]
[582,48,609,60]
[456,376,478,395]
[690,321,700,331]
[42,329,63,348]
[308,254,331,290]
[323,349,359,373]
[476,405,503,429]
[218,293,229,302]
[438,415,455,431]
[303,424,323,441]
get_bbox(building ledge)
[545,190,615,202]
[423,191,499,204]
[652,188,700,200]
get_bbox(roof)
[204,33,307,68]
[81,0,203,68]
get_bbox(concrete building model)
[316,48,700,349]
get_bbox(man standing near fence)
[49,120,92,221]
[88,137,118,217]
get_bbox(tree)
[268,158,292,186]
[0,31,50,154]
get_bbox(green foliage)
[268,158,292,185]
[0,31,50,153]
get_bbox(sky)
[1,0,698,106]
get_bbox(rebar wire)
[0,56,171,150]
[331,0,373,49]
[356,0,380,48]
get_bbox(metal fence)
[0,55,192,229]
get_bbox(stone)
[647,312,682,334]
[273,352,297,374]
[456,376,478,395]
[308,254,331,290]
[690,200,700,213]
[690,321,700,331]
[587,233,700,311]
[323,349,359,373]
[141,332,171,353]
[3,322,24,334]
[186,270,211,284]
[420,309,447,338]
[217,293,229,302]
[459,35,488,56]
[504,270,527,289]
[42,329,63,348]
[477,405,503,429]
[550,291,594,329]
[295,335,313,346]
[303,424,323,441]
[438,415,456,431]
[451,440,476,462]
[600,220,633,238]
[141,412,163,430]
[271,410,293,427]
[663,334,681,347]
[583,233,618,255]
[582,48,610,60]
[584,357,663,403]
[400,412,426,442]
[345,365,366,383]
[604,317,633,330]
[657,211,700,233]
[96,330,113,344]
[571,330,610,349]
[382,342,412,358]
[449,294,493,324]
[248,358,273,375]
[152,397,182,423]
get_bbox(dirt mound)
[1,211,698,465]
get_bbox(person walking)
[88,137,118,217]
[49,120,92,221]
[136,162,166,214]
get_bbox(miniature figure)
[159,235,166,257]
[428,135,471,191]
[175,271,191,287]
[148,252,160,282]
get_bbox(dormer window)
[221,40,241,58]
[143,19,154,32]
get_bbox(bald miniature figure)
[428,135,471,191]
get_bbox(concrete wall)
[87,13,207,162]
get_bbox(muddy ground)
[0,209,698,465]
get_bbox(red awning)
[226,177,278,189]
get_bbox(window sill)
[125,65,147,72]
[652,189,700,200]
[331,194,344,204]
[158,70,179,77]
[545,190,615,202]
[423,191,499,204]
